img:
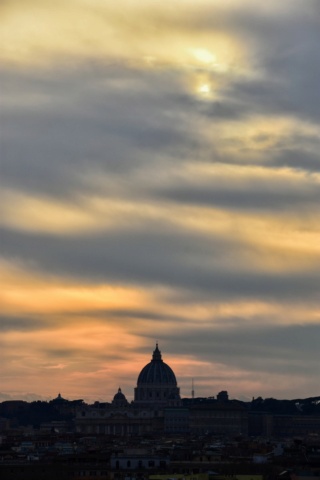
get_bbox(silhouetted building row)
[75,344,248,436]
[1,345,320,438]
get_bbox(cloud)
[1,223,320,304]
[1,65,202,201]
[1,0,320,401]
[154,169,320,212]
[0,0,238,72]
[0,316,45,332]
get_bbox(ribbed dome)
[137,344,177,386]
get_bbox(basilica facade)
[75,344,247,436]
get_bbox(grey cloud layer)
[2,0,320,201]
[154,181,320,211]
[1,67,200,199]
[156,322,320,377]
[1,226,319,301]
[1,0,320,400]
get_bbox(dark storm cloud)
[1,225,319,301]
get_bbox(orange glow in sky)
[1,0,320,403]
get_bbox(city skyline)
[1,0,320,403]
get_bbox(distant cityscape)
[1,345,320,479]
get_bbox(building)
[110,449,169,470]
[134,343,181,407]
[75,344,248,436]
[189,402,248,435]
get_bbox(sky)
[1,0,320,404]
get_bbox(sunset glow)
[1,0,320,403]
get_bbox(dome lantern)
[152,343,162,361]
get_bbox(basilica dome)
[134,344,180,407]
[137,344,177,386]
[112,387,128,407]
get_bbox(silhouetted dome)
[51,393,67,403]
[112,388,128,406]
[113,388,125,402]
[137,344,177,386]
[134,344,180,406]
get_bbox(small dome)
[137,344,177,386]
[51,393,67,403]
[113,387,125,401]
[112,387,128,406]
